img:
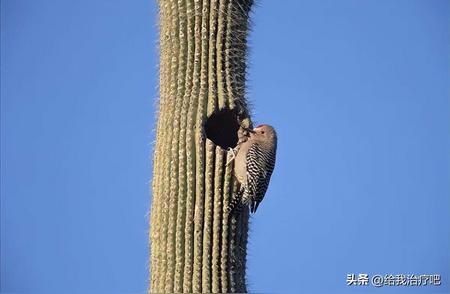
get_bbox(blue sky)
[1,0,449,293]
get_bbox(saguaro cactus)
[149,0,253,293]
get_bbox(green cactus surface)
[149,0,253,292]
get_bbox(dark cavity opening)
[205,109,240,149]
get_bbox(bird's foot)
[226,147,237,165]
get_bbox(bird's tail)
[250,201,260,213]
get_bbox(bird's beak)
[243,127,256,134]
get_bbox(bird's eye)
[261,131,265,134]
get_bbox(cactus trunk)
[149,0,253,293]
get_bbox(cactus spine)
[149,0,253,293]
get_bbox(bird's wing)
[245,143,276,212]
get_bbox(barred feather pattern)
[229,142,276,214]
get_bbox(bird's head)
[253,124,277,141]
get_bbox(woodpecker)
[228,124,277,213]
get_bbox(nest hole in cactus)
[205,109,240,149]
